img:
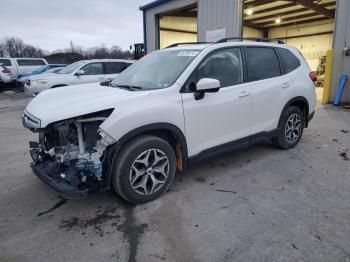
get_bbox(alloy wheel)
[285,113,302,144]
[129,149,169,195]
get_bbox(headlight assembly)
[98,129,116,146]
[32,79,48,85]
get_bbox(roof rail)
[166,42,211,48]
[216,37,285,44]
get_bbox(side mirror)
[196,78,220,91]
[194,78,221,100]
[75,69,85,76]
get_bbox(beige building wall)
[243,26,263,38]
[159,16,197,49]
[269,21,334,70]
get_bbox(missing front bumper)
[31,161,89,199]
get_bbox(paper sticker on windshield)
[177,51,199,57]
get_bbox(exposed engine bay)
[26,110,116,198]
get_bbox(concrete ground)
[0,91,350,262]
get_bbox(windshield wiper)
[113,84,143,91]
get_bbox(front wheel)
[112,135,177,204]
[272,106,304,149]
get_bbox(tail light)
[2,67,11,74]
[309,71,317,82]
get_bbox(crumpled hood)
[25,83,145,128]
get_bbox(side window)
[104,62,130,74]
[81,63,103,75]
[197,48,243,88]
[0,59,12,66]
[17,59,46,66]
[245,47,281,82]
[276,48,301,74]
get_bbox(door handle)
[238,91,250,98]
[282,82,290,89]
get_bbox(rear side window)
[17,59,46,66]
[104,62,131,74]
[276,48,301,74]
[245,47,281,82]
[0,59,12,66]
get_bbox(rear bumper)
[31,161,88,199]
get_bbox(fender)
[118,122,189,166]
[278,96,309,127]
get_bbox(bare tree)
[0,43,5,57]
[0,36,47,58]
[3,37,25,57]
[0,36,132,62]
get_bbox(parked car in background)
[0,64,12,83]
[47,67,65,73]
[24,59,133,96]
[17,64,67,83]
[22,40,316,204]
[0,58,48,82]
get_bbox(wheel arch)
[279,96,310,127]
[51,84,67,88]
[117,123,188,172]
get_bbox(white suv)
[24,59,133,95]
[0,58,48,82]
[22,39,316,204]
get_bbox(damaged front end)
[24,109,117,199]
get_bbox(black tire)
[272,106,304,149]
[112,135,176,204]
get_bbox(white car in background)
[47,67,65,73]
[0,58,48,82]
[17,65,67,84]
[0,64,12,83]
[24,59,133,96]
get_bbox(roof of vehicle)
[0,57,46,60]
[76,59,134,63]
[163,41,290,51]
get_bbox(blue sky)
[0,0,151,51]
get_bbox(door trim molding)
[188,128,280,164]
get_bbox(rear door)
[16,59,46,76]
[103,62,131,81]
[245,47,294,135]
[75,62,105,84]
[181,47,252,156]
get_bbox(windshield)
[33,66,47,73]
[111,50,200,90]
[58,61,85,74]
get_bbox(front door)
[75,62,105,84]
[181,48,252,157]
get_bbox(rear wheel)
[112,135,176,204]
[272,106,304,149]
